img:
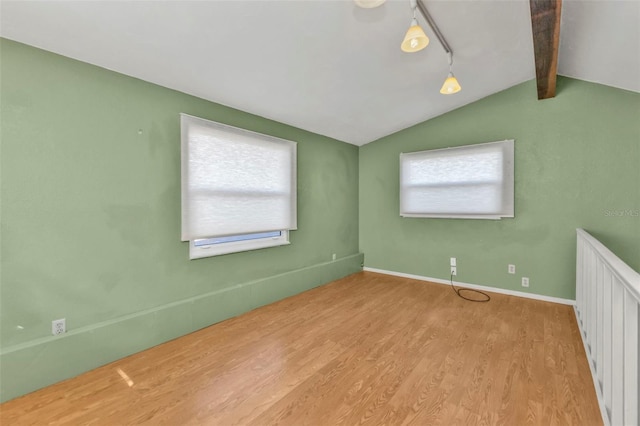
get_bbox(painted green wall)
[359,77,639,300]
[0,39,362,402]
[2,37,639,403]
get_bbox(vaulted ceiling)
[1,0,638,146]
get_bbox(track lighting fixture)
[440,52,462,94]
[440,73,462,95]
[401,5,429,53]
[359,0,463,94]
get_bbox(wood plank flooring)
[1,271,602,425]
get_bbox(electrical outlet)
[508,264,516,274]
[332,253,336,261]
[522,277,529,288]
[450,257,457,267]
[52,318,66,335]
[450,266,457,276]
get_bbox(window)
[400,140,514,219]
[181,114,297,259]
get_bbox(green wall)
[360,77,639,300]
[0,39,362,402]
[2,37,639,404]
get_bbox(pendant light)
[354,0,386,8]
[401,3,429,53]
[440,52,462,94]
[359,0,464,94]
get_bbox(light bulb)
[410,38,419,49]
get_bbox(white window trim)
[181,113,297,259]
[400,213,506,220]
[189,231,290,259]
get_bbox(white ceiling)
[1,0,638,146]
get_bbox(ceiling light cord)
[410,7,418,28]
[450,273,491,303]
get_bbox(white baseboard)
[572,306,610,426]
[363,267,576,306]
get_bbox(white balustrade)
[576,228,639,426]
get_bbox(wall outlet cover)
[522,277,530,288]
[508,264,516,274]
[52,318,66,335]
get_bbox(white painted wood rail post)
[575,229,639,426]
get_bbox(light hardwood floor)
[1,272,602,425]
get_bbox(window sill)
[189,233,290,259]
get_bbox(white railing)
[576,228,640,426]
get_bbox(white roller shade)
[181,114,297,241]
[400,140,514,219]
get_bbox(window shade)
[181,114,297,241]
[400,140,514,219]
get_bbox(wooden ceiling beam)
[529,0,562,99]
